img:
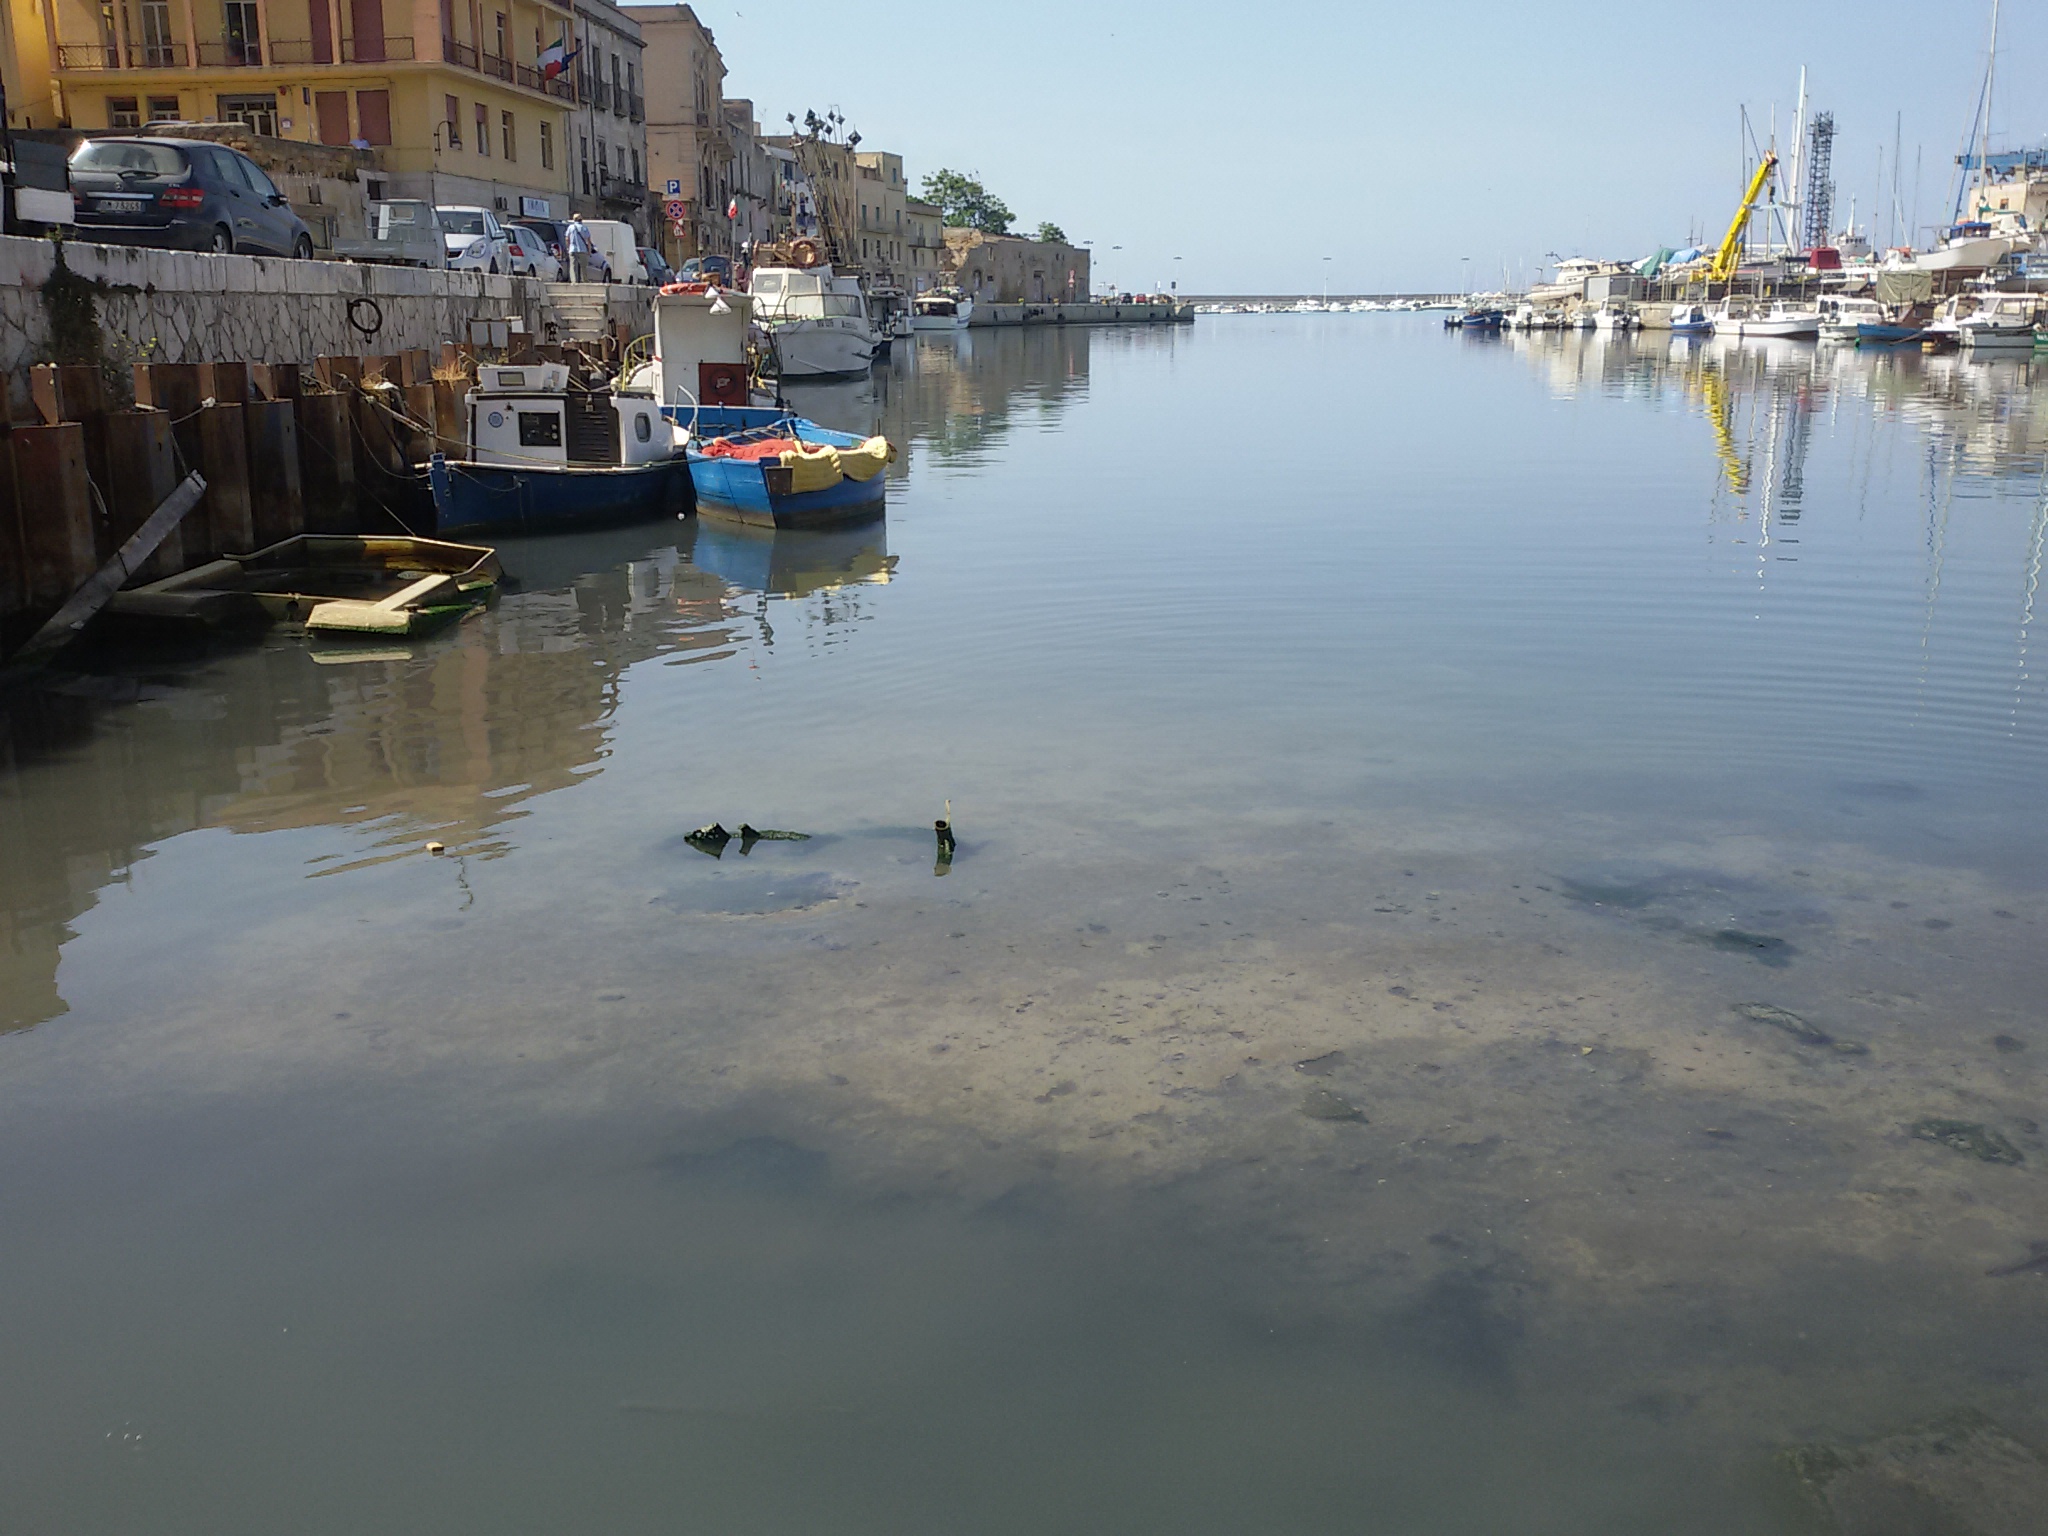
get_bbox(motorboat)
[1591,301,1637,331]
[911,288,973,331]
[1957,292,2041,350]
[1818,294,1885,343]
[425,362,690,536]
[1711,296,1820,339]
[1668,303,1713,335]
[747,253,879,379]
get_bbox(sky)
[628,0,2045,295]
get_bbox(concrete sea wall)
[970,301,1193,328]
[0,234,651,413]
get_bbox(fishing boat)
[1711,296,1820,339]
[747,248,879,379]
[911,288,973,330]
[106,534,500,636]
[1958,292,2040,349]
[425,363,690,537]
[1458,307,1507,330]
[669,405,893,528]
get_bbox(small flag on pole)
[726,196,738,219]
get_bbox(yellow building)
[10,0,576,220]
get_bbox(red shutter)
[310,0,332,63]
[355,89,392,147]
[349,0,385,62]
[314,90,350,145]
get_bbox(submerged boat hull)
[427,456,693,537]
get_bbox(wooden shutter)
[349,0,385,62]
[314,90,350,145]
[355,89,392,146]
[310,0,332,63]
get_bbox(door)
[201,146,263,249]
[235,155,292,253]
[349,0,385,62]
[314,91,350,146]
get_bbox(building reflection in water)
[0,323,1105,1033]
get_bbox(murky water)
[3,319,2046,1532]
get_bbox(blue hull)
[666,405,888,529]
[1857,324,1923,345]
[428,455,693,537]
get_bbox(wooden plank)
[294,392,356,533]
[400,348,433,386]
[245,399,304,545]
[7,424,96,612]
[4,474,206,671]
[102,410,183,581]
[360,353,399,386]
[193,403,253,557]
[432,378,464,455]
[314,355,361,390]
[402,383,438,462]
[197,361,249,404]
[251,362,302,401]
[29,364,105,425]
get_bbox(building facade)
[632,2,723,264]
[13,0,580,223]
[942,228,1089,304]
[567,0,645,239]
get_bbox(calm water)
[3,318,2046,1531]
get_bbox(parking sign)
[666,179,682,197]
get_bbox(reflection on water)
[3,317,2046,1532]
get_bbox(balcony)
[57,42,188,68]
[598,173,642,207]
[480,51,511,81]
[587,79,609,111]
[267,38,319,64]
[627,92,643,123]
[342,35,414,62]
[194,39,265,66]
[443,36,477,68]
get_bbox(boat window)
[751,272,786,294]
[634,412,652,443]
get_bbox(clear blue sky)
[643,0,2043,294]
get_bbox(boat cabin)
[749,267,870,324]
[648,288,755,412]
[466,364,667,470]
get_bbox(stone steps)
[540,281,612,343]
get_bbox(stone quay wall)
[970,301,1194,327]
[0,235,652,414]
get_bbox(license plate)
[98,198,145,214]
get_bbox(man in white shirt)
[565,214,595,283]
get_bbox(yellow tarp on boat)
[774,435,895,493]
[838,435,894,481]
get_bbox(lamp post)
[1460,256,1470,297]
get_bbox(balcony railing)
[56,42,188,68]
[341,35,413,62]
[480,50,512,81]
[543,74,573,101]
[627,92,643,122]
[267,38,318,63]
[587,80,609,110]
[443,36,477,68]
[194,39,264,65]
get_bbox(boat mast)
[1978,0,1999,221]
[1787,67,1808,255]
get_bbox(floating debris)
[934,799,956,876]
[426,840,446,855]
[685,823,732,858]
[1732,1003,1868,1055]
[736,824,810,856]
[1300,1087,1366,1123]
[1909,1119,2024,1165]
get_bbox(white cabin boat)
[748,264,878,379]
[1957,292,2040,349]
[1711,296,1820,339]
[911,289,973,330]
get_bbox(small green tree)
[1034,222,1068,244]
[921,169,1014,235]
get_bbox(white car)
[505,223,560,281]
[437,205,511,273]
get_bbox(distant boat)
[672,405,892,528]
[912,289,973,330]
[1668,303,1713,335]
[1958,292,2040,349]
[426,363,690,536]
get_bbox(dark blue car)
[67,137,314,258]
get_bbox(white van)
[582,219,648,285]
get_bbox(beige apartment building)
[7,0,579,224]
[630,1,724,263]
[849,149,943,291]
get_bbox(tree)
[1034,222,1068,244]
[920,169,1013,236]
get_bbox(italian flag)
[538,37,576,79]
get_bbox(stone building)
[568,0,648,240]
[632,1,725,264]
[942,228,1090,304]
[9,0,581,225]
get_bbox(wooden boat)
[426,363,692,537]
[670,405,891,528]
[106,534,500,636]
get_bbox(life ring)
[661,281,710,295]
[790,238,822,269]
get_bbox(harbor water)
[2,317,2045,1531]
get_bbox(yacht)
[747,262,878,379]
[912,288,973,331]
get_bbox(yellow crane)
[1706,151,1778,284]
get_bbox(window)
[539,121,553,170]
[629,148,638,183]
[475,101,489,156]
[493,10,506,58]
[579,134,590,194]
[219,93,278,137]
[445,94,461,147]
[626,60,635,96]
[147,95,180,123]
[138,1,175,67]
[107,97,141,129]
[501,111,514,162]
[224,1,260,64]
[595,138,608,176]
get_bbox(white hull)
[1911,235,2018,272]
[1960,325,2036,349]
[765,319,876,378]
[910,314,969,331]
[1738,315,1821,339]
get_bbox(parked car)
[505,223,560,280]
[510,216,565,262]
[639,246,675,286]
[583,219,648,284]
[330,200,448,268]
[436,205,512,272]
[67,136,313,257]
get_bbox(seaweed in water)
[1293,1051,1347,1077]
[1732,1003,1868,1056]
[1300,1087,1366,1123]
[1909,1119,2024,1165]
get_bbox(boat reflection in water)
[687,517,895,600]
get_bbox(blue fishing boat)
[1856,323,1925,346]
[666,405,891,528]
[427,364,691,537]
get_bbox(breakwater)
[971,301,1193,327]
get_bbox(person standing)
[565,214,595,283]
